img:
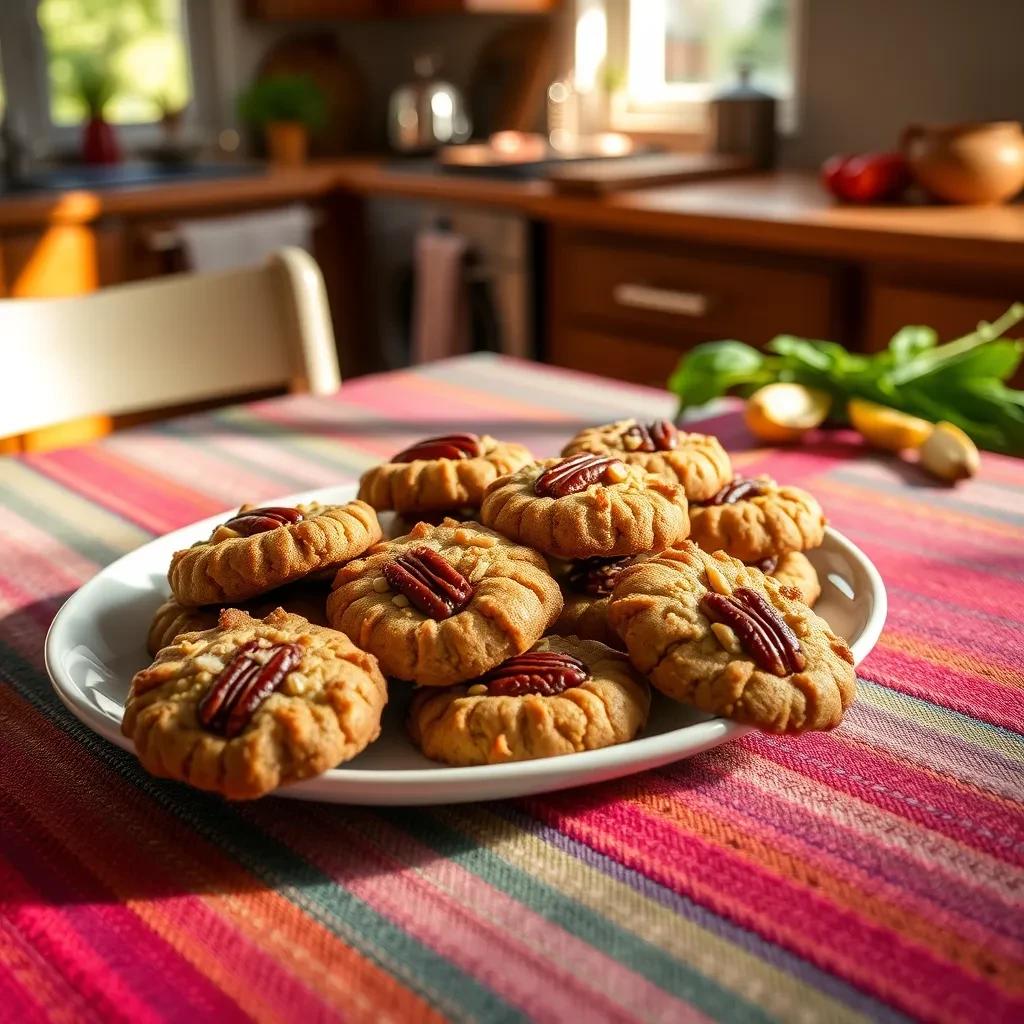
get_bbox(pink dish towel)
[411,226,471,364]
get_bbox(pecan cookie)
[688,475,826,562]
[756,551,821,607]
[562,419,732,501]
[480,454,688,560]
[169,500,381,607]
[147,583,330,657]
[358,432,533,516]
[123,608,387,799]
[607,542,855,733]
[550,556,631,648]
[327,519,563,687]
[408,636,649,766]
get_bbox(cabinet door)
[245,0,381,18]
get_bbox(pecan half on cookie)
[123,608,387,799]
[168,500,381,607]
[358,432,533,516]
[327,519,562,686]
[550,556,632,649]
[481,457,688,560]
[608,542,855,733]
[561,419,731,501]
[408,636,650,766]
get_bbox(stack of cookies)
[122,421,856,800]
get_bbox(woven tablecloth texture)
[1,354,1021,1024]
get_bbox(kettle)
[388,54,471,154]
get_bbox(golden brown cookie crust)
[124,608,388,799]
[358,435,533,515]
[408,636,650,765]
[168,500,381,607]
[688,477,825,561]
[770,551,821,607]
[147,584,331,657]
[480,459,689,560]
[551,592,623,649]
[327,519,563,686]
[562,419,732,501]
[607,542,855,733]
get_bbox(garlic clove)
[918,422,980,482]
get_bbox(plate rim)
[45,487,886,797]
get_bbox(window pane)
[664,0,790,91]
[37,0,192,126]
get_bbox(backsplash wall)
[783,0,1024,165]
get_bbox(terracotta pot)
[82,116,121,165]
[903,121,1024,204]
[264,121,309,167]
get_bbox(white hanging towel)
[178,204,315,273]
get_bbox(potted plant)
[71,56,121,165]
[237,75,326,167]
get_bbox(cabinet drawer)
[550,327,691,389]
[867,282,1020,349]
[553,230,839,345]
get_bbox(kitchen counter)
[3,158,1024,269]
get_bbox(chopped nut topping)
[604,462,629,484]
[711,622,742,654]
[372,576,390,593]
[193,654,225,675]
[705,564,732,596]
[466,684,488,696]
[392,594,410,607]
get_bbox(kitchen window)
[580,0,798,134]
[0,0,216,150]
[38,0,192,127]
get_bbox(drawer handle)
[613,283,710,318]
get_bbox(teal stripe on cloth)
[383,807,776,1024]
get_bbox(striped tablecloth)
[2,354,1021,1024]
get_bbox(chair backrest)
[0,246,340,438]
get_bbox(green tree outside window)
[37,0,191,125]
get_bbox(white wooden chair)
[0,247,341,439]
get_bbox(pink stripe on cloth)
[658,743,1023,934]
[248,803,712,1024]
[0,863,166,1024]
[528,793,1022,1024]
[25,448,220,533]
[861,645,1024,731]
[1,689,343,1024]
[653,754,1024,963]
[744,731,1024,864]
[109,433,306,505]
[841,698,1024,804]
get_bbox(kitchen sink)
[0,161,265,195]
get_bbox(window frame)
[0,0,220,156]
[592,0,801,136]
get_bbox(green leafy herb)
[667,303,1024,454]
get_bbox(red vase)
[82,116,121,165]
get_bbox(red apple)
[822,152,911,203]
[821,154,851,196]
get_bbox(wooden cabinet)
[246,0,556,17]
[548,227,845,387]
[245,0,381,18]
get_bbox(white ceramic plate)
[46,485,886,805]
